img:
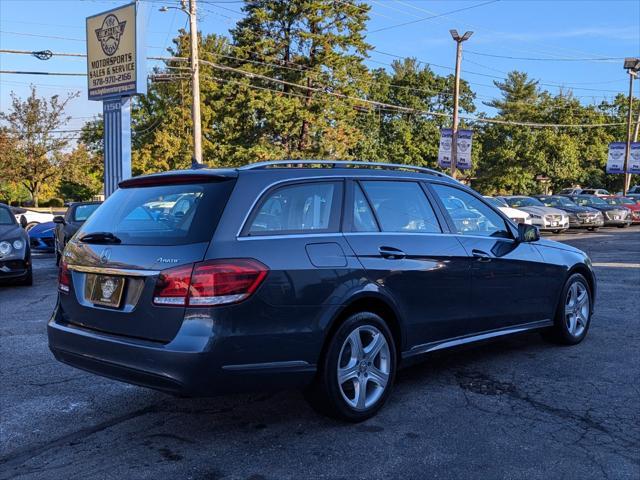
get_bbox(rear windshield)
[77,180,236,245]
[73,203,101,221]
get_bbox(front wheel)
[543,273,591,345]
[305,312,397,422]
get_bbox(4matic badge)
[95,14,126,56]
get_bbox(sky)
[1,0,639,134]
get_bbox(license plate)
[551,221,558,226]
[89,274,125,307]
[614,215,620,220]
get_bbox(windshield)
[77,180,236,245]
[484,197,507,208]
[575,196,607,206]
[73,203,101,222]
[0,207,16,225]
[609,197,635,205]
[544,197,575,207]
[505,197,544,208]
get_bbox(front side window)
[247,182,342,235]
[432,184,510,238]
[360,181,441,233]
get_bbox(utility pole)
[449,30,473,179]
[187,0,202,167]
[160,1,203,167]
[622,58,640,194]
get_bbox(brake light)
[153,264,194,306]
[153,259,268,307]
[58,261,71,294]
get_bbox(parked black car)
[564,194,632,228]
[53,201,102,265]
[535,195,603,231]
[0,203,32,286]
[48,161,596,421]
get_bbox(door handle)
[379,246,406,260]
[472,249,492,262]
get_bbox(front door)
[429,183,550,331]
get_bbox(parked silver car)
[499,196,569,233]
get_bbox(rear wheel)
[305,312,396,422]
[543,273,591,345]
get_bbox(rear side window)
[78,180,236,245]
[73,204,100,222]
[360,181,441,233]
[247,181,342,235]
[353,184,379,232]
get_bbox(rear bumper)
[47,304,316,396]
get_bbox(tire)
[619,223,630,228]
[542,273,592,345]
[305,312,397,422]
[20,265,33,286]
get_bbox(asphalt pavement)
[1,228,639,480]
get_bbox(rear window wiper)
[79,232,122,244]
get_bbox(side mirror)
[518,223,540,243]
[53,216,65,225]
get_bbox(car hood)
[554,205,598,214]
[516,205,566,216]
[0,224,26,241]
[535,238,585,255]
[586,204,621,212]
[29,221,56,237]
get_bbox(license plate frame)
[88,274,125,308]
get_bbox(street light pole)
[161,1,203,168]
[449,30,473,179]
[622,58,640,195]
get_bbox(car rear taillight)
[153,259,268,307]
[58,261,71,294]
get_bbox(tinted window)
[0,207,16,225]
[433,184,510,238]
[78,180,236,245]
[73,204,100,222]
[248,182,341,235]
[361,181,441,233]
[352,184,378,232]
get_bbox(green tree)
[0,86,79,206]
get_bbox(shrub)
[43,197,65,207]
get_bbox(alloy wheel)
[337,325,390,411]
[564,281,590,337]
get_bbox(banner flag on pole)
[629,142,640,174]
[456,129,473,170]
[437,128,452,169]
[606,143,626,174]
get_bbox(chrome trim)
[238,232,344,241]
[67,264,160,277]
[404,319,553,359]
[221,360,312,371]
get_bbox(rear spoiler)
[119,170,238,188]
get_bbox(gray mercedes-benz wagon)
[48,161,596,421]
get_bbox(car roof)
[119,161,459,188]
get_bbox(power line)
[367,0,500,34]
[465,50,625,63]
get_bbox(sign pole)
[623,71,634,195]
[103,97,132,197]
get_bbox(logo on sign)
[95,14,126,56]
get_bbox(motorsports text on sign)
[86,3,145,101]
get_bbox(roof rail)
[238,160,454,179]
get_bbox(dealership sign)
[437,128,473,170]
[606,142,626,174]
[86,2,146,100]
[629,142,640,174]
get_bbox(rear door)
[429,183,550,330]
[60,177,236,343]
[343,179,471,347]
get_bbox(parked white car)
[10,207,55,231]
[484,196,532,225]
[499,196,570,233]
